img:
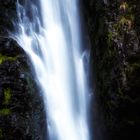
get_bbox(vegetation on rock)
[83,0,140,140]
[0,108,11,116]
[0,0,139,140]
[0,37,46,139]
[3,88,11,105]
[0,54,19,64]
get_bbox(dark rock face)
[0,1,46,139]
[0,0,17,35]
[83,0,140,140]
[0,0,140,140]
[0,38,46,139]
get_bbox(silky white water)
[13,0,90,140]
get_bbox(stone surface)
[0,0,140,140]
[0,1,46,139]
[0,38,46,139]
[83,0,140,140]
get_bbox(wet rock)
[83,0,140,140]
[0,0,17,35]
[0,37,46,140]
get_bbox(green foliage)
[0,108,11,116]
[119,2,134,29]
[118,16,133,30]
[120,2,129,10]
[4,88,11,105]
[119,17,129,26]
[107,31,113,46]
[0,54,19,64]
[0,89,12,116]
[107,2,134,46]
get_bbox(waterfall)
[13,0,90,140]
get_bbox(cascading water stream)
[13,0,90,140]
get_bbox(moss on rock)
[0,108,11,116]
[0,54,19,64]
[0,37,46,140]
[3,88,11,105]
[83,0,140,140]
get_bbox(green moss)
[118,2,134,30]
[0,129,2,138]
[113,24,120,32]
[0,108,11,116]
[4,88,11,105]
[0,54,19,64]
[107,31,113,46]
[107,2,134,45]
[119,16,132,28]
[119,17,129,25]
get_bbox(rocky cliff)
[0,1,46,140]
[0,0,140,140]
[83,0,140,140]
